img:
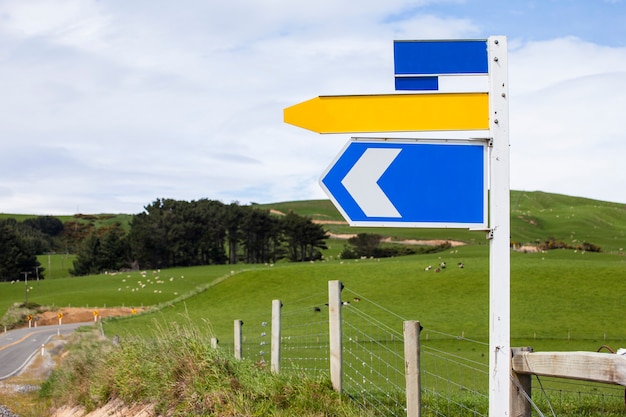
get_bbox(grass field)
[96,246,626,351]
[1,191,624,348]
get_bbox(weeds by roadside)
[40,319,370,416]
[0,303,51,330]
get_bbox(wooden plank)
[511,347,533,417]
[512,351,626,386]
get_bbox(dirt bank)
[34,307,145,327]
[50,399,155,417]
[328,233,467,247]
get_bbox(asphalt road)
[0,322,93,380]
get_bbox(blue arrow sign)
[320,139,487,228]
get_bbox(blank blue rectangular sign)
[394,40,488,75]
[394,76,438,91]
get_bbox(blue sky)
[411,1,626,46]
[0,0,625,214]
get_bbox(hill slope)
[261,191,626,253]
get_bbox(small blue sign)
[394,40,488,91]
[320,139,487,228]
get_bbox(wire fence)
[342,288,407,416]
[280,297,329,375]
[241,313,271,365]
[419,329,489,416]
[232,282,626,417]
[525,377,626,417]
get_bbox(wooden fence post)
[511,347,533,417]
[404,321,422,417]
[271,299,282,374]
[329,280,343,393]
[234,319,243,360]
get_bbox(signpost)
[284,36,510,416]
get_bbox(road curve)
[0,322,94,380]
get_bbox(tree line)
[0,199,329,281]
[74,199,328,275]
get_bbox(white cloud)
[0,1,625,214]
[509,37,626,203]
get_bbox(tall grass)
[40,321,371,416]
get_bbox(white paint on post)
[234,319,243,360]
[271,299,282,374]
[404,321,421,417]
[487,35,511,417]
[328,280,343,393]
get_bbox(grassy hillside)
[510,191,626,252]
[0,212,134,230]
[1,190,624,342]
[100,247,626,352]
[261,191,626,253]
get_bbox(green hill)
[260,191,626,253]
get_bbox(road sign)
[284,93,488,133]
[320,139,487,228]
[394,39,488,91]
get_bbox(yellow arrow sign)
[284,93,489,133]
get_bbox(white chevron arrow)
[341,148,402,217]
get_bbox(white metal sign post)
[487,36,510,417]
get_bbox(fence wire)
[528,376,626,417]
[342,302,407,416]
[342,287,490,417]
[419,331,489,417]
[281,302,329,375]
[235,282,625,417]
[241,312,271,366]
